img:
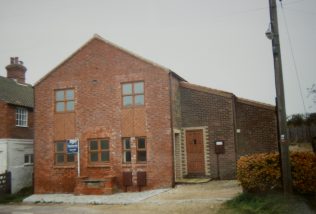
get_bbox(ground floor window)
[89,139,110,163]
[24,154,34,165]
[55,141,75,165]
[122,138,131,163]
[137,137,146,162]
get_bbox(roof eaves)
[180,81,233,98]
[237,97,275,111]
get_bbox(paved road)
[0,180,241,214]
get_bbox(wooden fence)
[0,171,11,195]
[287,124,316,142]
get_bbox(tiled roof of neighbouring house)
[0,76,34,108]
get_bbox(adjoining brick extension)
[34,35,277,194]
[172,82,277,181]
[235,98,278,158]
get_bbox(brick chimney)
[5,57,27,84]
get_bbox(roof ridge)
[35,34,185,86]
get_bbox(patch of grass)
[218,192,316,214]
[0,186,33,204]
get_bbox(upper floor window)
[55,89,74,112]
[122,81,144,107]
[16,107,28,127]
[89,139,110,163]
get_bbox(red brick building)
[0,57,34,193]
[34,35,277,194]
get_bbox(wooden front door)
[186,129,205,176]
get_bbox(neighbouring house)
[34,35,277,195]
[0,57,34,193]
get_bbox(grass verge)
[218,192,316,214]
[0,186,33,204]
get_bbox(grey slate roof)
[0,76,34,108]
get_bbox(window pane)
[66,101,74,111]
[122,83,132,95]
[24,155,29,163]
[125,151,131,162]
[56,102,64,112]
[30,154,34,163]
[101,151,109,161]
[134,82,144,94]
[123,96,133,106]
[90,152,98,162]
[134,95,144,105]
[101,140,109,150]
[56,91,64,101]
[56,142,64,152]
[138,138,146,149]
[66,89,74,100]
[56,154,64,163]
[124,139,130,149]
[67,154,75,162]
[137,151,146,162]
[90,141,98,150]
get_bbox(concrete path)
[23,189,169,204]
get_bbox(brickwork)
[34,37,173,194]
[179,85,237,179]
[235,99,278,158]
[0,100,33,139]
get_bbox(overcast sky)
[0,0,315,115]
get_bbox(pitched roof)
[0,76,34,108]
[35,34,186,86]
[180,81,275,110]
[180,81,233,98]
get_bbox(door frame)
[183,126,210,177]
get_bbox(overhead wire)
[279,1,308,114]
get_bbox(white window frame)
[16,107,28,127]
[24,154,34,165]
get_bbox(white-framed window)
[24,154,33,165]
[16,107,28,127]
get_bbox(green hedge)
[237,152,316,194]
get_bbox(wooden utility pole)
[267,0,292,194]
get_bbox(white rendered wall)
[7,139,33,193]
[0,141,8,173]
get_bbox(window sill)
[122,105,145,109]
[24,163,33,166]
[122,163,132,168]
[16,125,28,128]
[53,165,75,169]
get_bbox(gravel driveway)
[0,180,241,214]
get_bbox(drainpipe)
[232,95,239,169]
[168,72,175,187]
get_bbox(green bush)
[237,152,316,194]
